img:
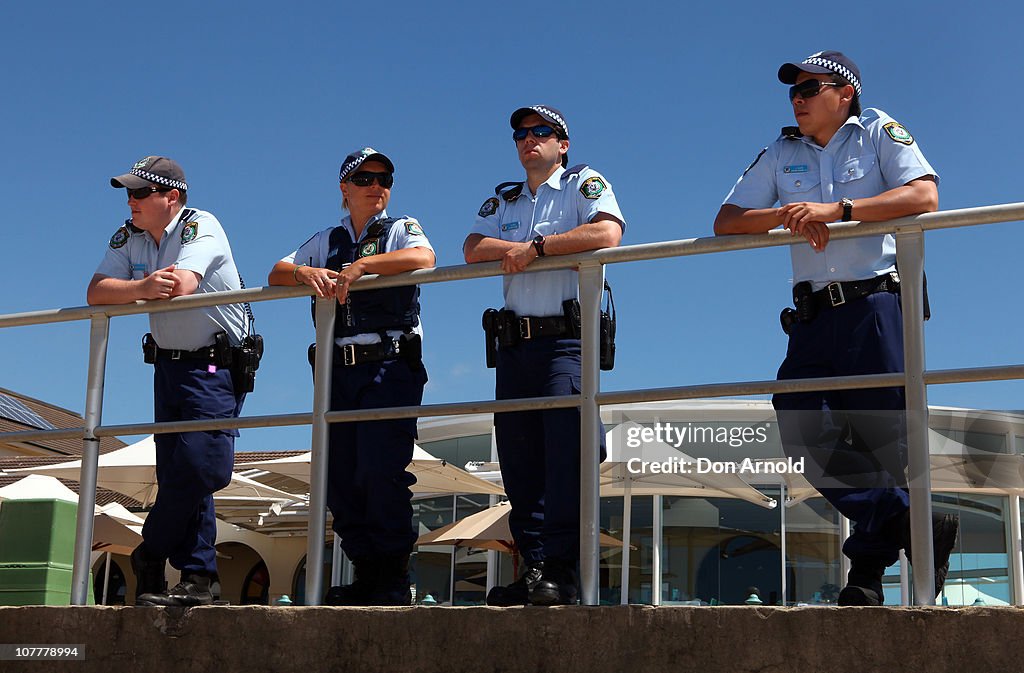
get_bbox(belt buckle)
[519,317,532,340]
[342,344,357,366]
[827,282,846,307]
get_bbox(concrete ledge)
[0,605,1020,673]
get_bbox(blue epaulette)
[561,163,589,180]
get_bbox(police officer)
[88,156,248,606]
[714,52,957,605]
[464,106,625,606]
[268,148,433,606]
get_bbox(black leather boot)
[324,557,377,606]
[894,510,960,599]
[486,562,544,606]
[130,544,167,604]
[838,558,886,606]
[365,555,412,606]
[137,573,214,607]
[528,558,579,606]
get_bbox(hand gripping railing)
[2,202,1023,605]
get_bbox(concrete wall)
[0,605,1021,673]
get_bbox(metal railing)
[2,202,1023,606]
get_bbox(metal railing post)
[305,297,336,605]
[1008,495,1023,605]
[897,230,935,604]
[578,262,604,605]
[70,314,109,605]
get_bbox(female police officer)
[268,148,434,606]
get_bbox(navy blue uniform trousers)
[494,337,604,564]
[772,291,910,566]
[144,359,244,576]
[324,356,426,559]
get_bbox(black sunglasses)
[347,171,394,188]
[512,124,557,141]
[788,79,842,101]
[126,186,171,200]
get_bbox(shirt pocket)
[835,154,878,185]
[777,168,821,200]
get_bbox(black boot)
[137,573,214,607]
[486,562,544,607]
[365,555,412,606]
[894,510,960,599]
[130,544,166,604]
[528,558,579,606]
[838,558,886,606]
[324,557,377,606]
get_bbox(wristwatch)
[532,234,546,257]
[840,197,854,222]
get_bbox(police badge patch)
[359,241,379,257]
[883,122,914,145]
[478,197,499,217]
[181,221,199,243]
[109,227,129,249]
[580,176,606,200]
[405,220,424,236]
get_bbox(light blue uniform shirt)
[95,207,247,350]
[470,165,625,316]
[724,108,938,290]
[281,210,433,346]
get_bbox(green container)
[0,562,94,606]
[0,499,78,564]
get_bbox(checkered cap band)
[129,168,188,191]
[338,147,393,182]
[803,56,861,96]
[527,105,569,138]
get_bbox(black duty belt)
[155,345,217,362]
[514,315,573,340]
[809,274,899,312]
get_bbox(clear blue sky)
[2,1,1021,453]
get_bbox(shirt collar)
[526,166,566,198]
[798,115,864,150]
[341,209,388,241]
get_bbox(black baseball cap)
[110,156,188,191]
[778,51,862,96]
[339,147,395,183]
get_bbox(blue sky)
[2,1,1021,453]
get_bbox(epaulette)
[125,219,143,234]
[561,164,589,180]
[179,208,198,223]
[366,217,399,239]
[781,126,802,140]
[494,181,524,201]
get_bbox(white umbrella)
[9,435,302,507]
[0,474,78,502]
[242,445,505,496]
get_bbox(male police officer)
[88,156,248,606]
[714,52,957,605]
[465,106,625,605]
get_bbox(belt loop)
[171,350,182,360]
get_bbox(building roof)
[0,387,126,457]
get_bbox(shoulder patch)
[883,121,914,145]
[579,176,606,200]
[109,226,130,249]
[181,221,199,244]
[478,197,499,217]
[405,219,425,236]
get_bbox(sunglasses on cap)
[347,171,394,188]
[126,186,171,200]
[512,125,558,141]
[788,79,843,101]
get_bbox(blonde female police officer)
[269,148,434,606]
[714,52,957,605]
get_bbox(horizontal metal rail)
[2,202,1023,605]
